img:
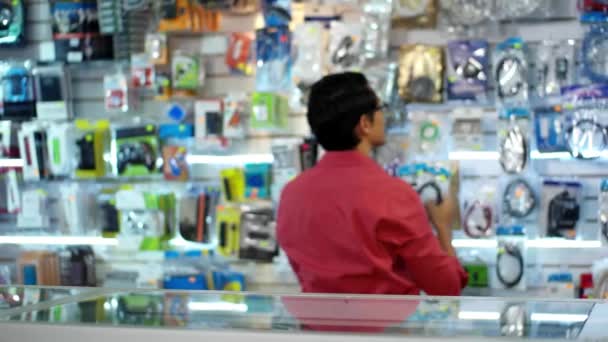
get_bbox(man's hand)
[425,194,458,257]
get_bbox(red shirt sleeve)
[376,184,468,296]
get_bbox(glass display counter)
[0,286,607,341]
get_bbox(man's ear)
[357,114,372,137]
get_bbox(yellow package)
[398,44,444,103]
[216,205,241,257]
[220,168,245,202]
[74,119,110,178]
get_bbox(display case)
[1,286,607,341]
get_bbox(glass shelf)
[1,286,606,340]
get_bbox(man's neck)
[355,140,372,157]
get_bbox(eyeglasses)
[375,102,389,112]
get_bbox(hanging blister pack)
[262,0,291,27]
[392,0,438,29]
[563,104,608,159]
[409,111,448,159]
[0,0,24,46]
[104,71,130,113]
[581,15,608,85]
[528,40,576,100]
[398,44,444,103]
[496,0,544,21]
[494,38,529,107]
[362,0,392,62]
[461,180,496,239]
[498,108,530,174]
[46,122,76,177]
[292,22,325,87]
[440,0,492,28]
[500,175,538,221]
[33,65,73,121]
[496,226,527,290]
[1,61,36,120]
[451,107,484,151]
[226,32,255,76]
[534,105,568,154]
[172,51,203,94]
[364,62,398,107]
[255,26,292,92]
[223,93,249,139]
[446,40,490,102]
[397,162,451,205]
[599,180,608,244]
[18,122,50,181]
[540,180,582,239]
[327,21,364,73]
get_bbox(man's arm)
[377,188,467,296]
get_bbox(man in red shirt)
[277,72,467,296]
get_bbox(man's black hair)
[307,72,378,151]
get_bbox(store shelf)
[0,235,117,246]
[453,238,603,249]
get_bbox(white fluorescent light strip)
[0,236,118,246]
[458,311,501,320]
[186,154,274,165]
[453,239,602,249]
[529,151,572,160]
[0,158,24,168]
[526,239,602,249]
[188,302,248,312]
[448,151,499,161]
[452,239,498,248]
[530,313,588,322]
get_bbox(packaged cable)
[392,0,438,29]
[496,225,527,290]
[362,0,392,62]
[494,38,529,107]
[446,40,490,102]
[528,40,576,101]
[539,179,582,239]
[498,108,530,175]
[327,21,364,73]
[398,44,444,103]
[460,179,497,239]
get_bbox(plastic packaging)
[440,0,492,27]
[18,121,50,181]
[145,33,168,65]
[398,44,444,103]
[461,181,497,239]
[362,0,392,62]
[494,38,529,107]
[131,53,155,89]
[446,40,489,101]
[397,162,451,205]
[172,51,203,94]
[496,0,544,20]
[255,26,292,92]
[292,22,325,86]
[226,32,255,76]
[599,179,608,244]
[498,108,530,174]
[0,0,24,46]
[1,60,36,119]
[262,0,291,27]
[499,175,538,222]
[496,226,527,290]
[327,21,364,73]
[451,107,484,151]
[111,124,160,177]
[33,64,73,121]
[392,0,438,28]
[528,40,576,100]
[534,105,568,154]
[581,19,608,84]
[104,71,129,113]
[46,122,77,177]
[408,111,449,159]
[223,93,249,139]
[539,180,582,239]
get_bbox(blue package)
[581,22,608,83]
[534,106,568,153]
[245,163,272,199]
[255,26,292,92]
[446,40,490,101]
[163,274,208,290]
[159,124,194,140]
[262,0,291,27]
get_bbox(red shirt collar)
[317,150,379,168]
